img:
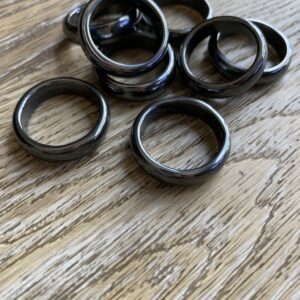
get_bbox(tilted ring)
[63,3,141,44]
[208,19,292,84]
[179,16,268,98]
[13,78,109,162]
[96,32,176,100]
[79,0,169,77]
[130,97,231,185]
[145,0,213,44]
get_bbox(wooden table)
[0,0,299,299]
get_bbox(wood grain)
[0,0,300,299]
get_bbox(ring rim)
[207,19,292,84]
[13,77,109,162]
[179,16,268,98]
[130,97,231,185]
[79,0,169,77]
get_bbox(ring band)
[96,32,176,100]
[63,4,141,44]
[208,19,292,84]
[179,16,268,98]
[144,0,213,44]
[130,97,230,185]
[13,78,109,162]
[79,0,169,77]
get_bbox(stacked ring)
[130,97,230,185]
[13,78,109,162]
[63,4,141,44]
[208,19,292,84]
[179,16,268,98]
[79,0,169,76]
[96,33,176,100]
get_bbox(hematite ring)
[63,4,141,44]
[146,0,213,44]
[208,19,292,84]
[79,0,169,77]
[130,97,230,185]
[13,78,109,162]
[96,33,176,100]
[179,16,268,98]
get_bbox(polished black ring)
[130,97,231,185]
[63,4,141,44]
[96,33,176,100]
[79,0,169,77]
[13,78,109,162]
[208,19,292,84]
[145,0,213,44]
[179,16,268,98]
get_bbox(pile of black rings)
[13,0,292,185]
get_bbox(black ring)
[13,78,109,162]
[96,32,176,100]
[179,16,268,98]
[130,97,230,185]
[79,0,169,77]
[63,4,141,44]
[208,19,292,84]
[144,0,213,44]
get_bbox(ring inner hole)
[142,113,219,170]
[162,5,203,30]
[90,4,131,25]
[189,37,230,83]
[93,7,124,24]
[218,34,259,68]
[101,34,160,65]
[27,94,99,146]
[265,44,282,68]
[71,8,122,27]
[106,47,154,65]
[218,34,280,69]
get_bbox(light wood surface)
[0,0,299,299]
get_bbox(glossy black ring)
[13,78,109,162]
[208,19,292,84]
[79,0,169,77]
[144,0,213,44]
[179,16,268,98]
[63,3,141,44]
[130,97,231,185]
[96,33,176,100]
